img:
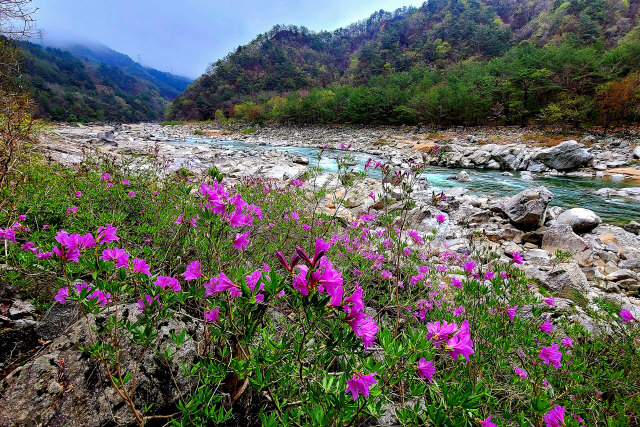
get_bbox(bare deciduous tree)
[0,0,40,188]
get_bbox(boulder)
[97,130,115,142]
[502,186,554,231]
[542,224,593,267]
[541,263,590,298]
[0,304,199,426]
[534,140,593,170]
[556,208,602,233]
[455,171,471,182]
[634,146,640,159]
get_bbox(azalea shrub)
[1,149,639,427]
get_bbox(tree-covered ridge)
[20,42,192,122]
[169,0,640,126]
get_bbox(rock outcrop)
[0,304,200,427]
[534,140,593,171]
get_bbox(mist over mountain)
[19,40,192,122]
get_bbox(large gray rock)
[541,263,590,298]
[0,304,199,426]
[502,186,554,231]
[634,146,640,159]
[534,140,593,170]
[455,171,471,182]
[542,224,593,267]
[556,208,602,233]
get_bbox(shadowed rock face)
[502,186,554,231]
[534,141,593,171]
[0,304,200,427]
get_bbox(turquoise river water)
[174,138,640,224]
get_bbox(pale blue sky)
[32,0,426,78]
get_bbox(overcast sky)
[31,0,426,78]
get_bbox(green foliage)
[18,41,192,123]
[169,0,640,127]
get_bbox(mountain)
[20,41,193,122]
[169,0,640,126]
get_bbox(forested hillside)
[20,42,192,122]
[169,0,640,127]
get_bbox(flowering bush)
[1,149,639,426]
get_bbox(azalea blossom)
[544,296,555,306]
[479,415,497,427]
[512,252,524,264]
[345,372,377,400]
[538,318,554,335]
[506,306,518,322]
[539,343,562,368]
[544,405,566,427]
[183,261,202,281]
[55,287,69,304]
[562,336,573,348]
[417,358,436,382]
[231,231,250,251]
[514,366,527,379]
[435,214,447,223]
[204,307,220,322]
[132,258,151,276]
[96,223,118,244]
[621,309,637,322]
[446,320,474,361]
[154,276,182,292]
[205,272,241,298]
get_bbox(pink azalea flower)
[435,214,447,223]
[343,285,364,312]
[514,366,527,379]
[89,289,111,306]
[538,318,554,336]
[544,297,555,307]
[138,294,161,311]
[479,415,497,427]
[621,309,637,322]
[53,245,80,263]
[463,260,476,275]
[381,270,393,279]
[154,276,181,292]
[55,287,69,304]
[506,306,518,322]
[204,307,220,322]
[100,172,110,181]
[67,206,78,215]
[544,405,566,427]
[345,372,377,400]
[75,191,82,199]
[346,310,378,350]
[451,277,463,288]
[182,261,202,281]
[295,237,331,267]
[231,232,250,251]
[417,358,436,382]
[446,320,474,361]
[539,343,562,369]
[483,271,495,281]
[426,321,459,348]
[205,272,241,298]
[562,337,573,348]
[123,179,129,185]
[127,191,135,197]
[276,250,301,273]
[353,267,361,275]
[512,252,524,264]
[96,223,118,244]
[36,251,53,260]
[132,258,151,276]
